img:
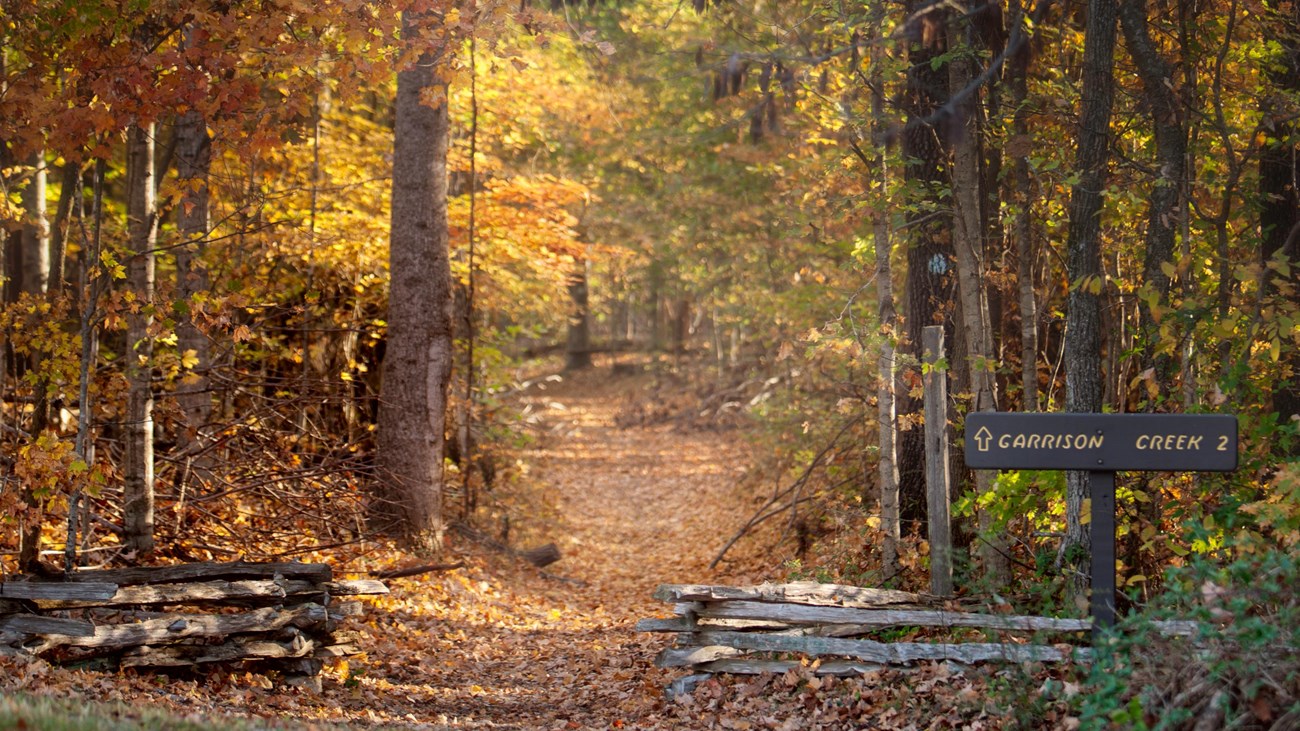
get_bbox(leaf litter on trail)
[0,367,1082,729]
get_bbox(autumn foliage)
[0,0,1299,726]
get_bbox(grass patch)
[0,692,327,731]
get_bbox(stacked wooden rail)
[0,561,386,683]
[639,582,1201,678]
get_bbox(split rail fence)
[0,561,386,686]
[639,582,1199,679]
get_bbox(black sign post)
[963,412,1237,640]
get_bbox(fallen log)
[28,578,386,610]
[698,659,889,677]
[520,544,561,569]
[0,615,95,637]
[650,601,1200,638]
[322,579,389,596]
[692,600,1092,633]
[31,603,328,653]
[655,645,745,668]
[372,563,465,580]
[688,630,1092,665]
[653,582,934,609]
[121,633,316,668]
[0,582,118,601]
[0,562,380,680]
[63,561,332,586]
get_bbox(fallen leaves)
[0,366,1089,729]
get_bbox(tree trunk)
[20,149,49,296]
[124,123,158,555]
[899,2,956,536]
[174,108,213,454]
[868,9,900,580]
[48,161,77,294]
[947,21,1009,588]
[1119,0,1188,399]
[374,12,454,549]
[565,256,593,371]
[1061,0,1118,588]
[1008,23,1039,412]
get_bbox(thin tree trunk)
[867,12,900,580]
[1119,0,1188,398]
[948,21,1009,587]
[124,123,158,555]
[48,161,78,294]
[20,149,49,296]
[374,12,454,548]
[68,159,106,571]
[1061,0,1118,591]
[1008,21,1039,412]
[565,255,593,371]
[174,107,213,454]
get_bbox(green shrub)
[1077,548,1300,730]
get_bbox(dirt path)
[527,368,757,609]
[342,366,769,730]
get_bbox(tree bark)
[868,20,900,580]
[947,21,1009,587]
[1119,0,1188,398]
[899,1,957,536]
[1008,22,1039,411]
[174,107,213,452]
[1061,0,1118,587]
[565,256,593,371]
[20,149,49,296]
[375,12,454,548]
[47,161,77,294]
[124,123,158,555]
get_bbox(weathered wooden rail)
[0,561,386,686]
[640,582,1200,680]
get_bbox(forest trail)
[343,363,772,730]
[1,364,1026,729]
[522,365,757,610]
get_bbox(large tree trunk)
[124,123,158,555]
[948,20,1009,588]
[374,12,454,548]
[174,108,213,456]
[1061,0,1118,588]
[898,2,957,537]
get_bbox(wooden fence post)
[923,326,953,596]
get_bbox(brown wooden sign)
[964,412,1237,472]
[962,411,1238,639]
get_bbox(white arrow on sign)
[973,426,993,452]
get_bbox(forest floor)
[0,359,1077,730]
